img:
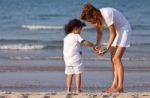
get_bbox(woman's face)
[87,18,99,27]
[93,22,98,27]
[86,18,96,24]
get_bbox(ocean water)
[0,0,150,64]
[0,0,150,92]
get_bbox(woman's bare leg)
[110,47,118,88]
[104,47,118,92]
[111,47,126,92]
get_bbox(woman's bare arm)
[106,24,116,49]
[95,26,103,48]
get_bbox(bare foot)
[102,87,110,92]
[66,91,71,95]
[107,88,124,93]
[76,90,82,94]
[102,87,115,93]
[116,88,124,93]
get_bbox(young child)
[63,19,94,94]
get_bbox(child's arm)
[81,40,94,47]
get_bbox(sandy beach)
[0,60,150,92]
[0,92,150,98]
[0,0,150,98]
[0,1,150,97]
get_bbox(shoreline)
[0,92,150,98]
[0,71,149,92]
[0,61,149,93]
[0,65,149,72]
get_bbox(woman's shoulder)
[100,7,115,12]
[100,7,116,17]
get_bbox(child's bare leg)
[75,74,81,93]
[66,74,73,94]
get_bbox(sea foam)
[0,44,45,50]
[21,25,63,30]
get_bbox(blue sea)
[0,0,150,92]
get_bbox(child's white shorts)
[65,66,84,75]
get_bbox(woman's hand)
[94,49,104,56]
[94,46,108,56]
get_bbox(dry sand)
[0,92,150,98]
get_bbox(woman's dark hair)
[64,19,86,35]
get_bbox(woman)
[80,3,131,92]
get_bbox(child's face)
[74,26,83,34]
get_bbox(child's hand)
[94,45,99,50]
[93,45,99,54]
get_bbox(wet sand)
[0,70,149,92]
[0,60,149,92]
[0,92,150,98]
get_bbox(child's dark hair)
[64,19,86,35]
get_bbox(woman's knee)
[112,57,121,64]
[111,58,114,63]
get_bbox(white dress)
[100,7,131,47]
